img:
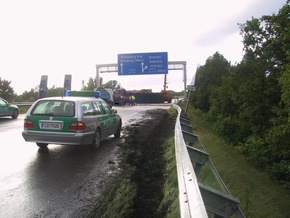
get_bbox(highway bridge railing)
[173,104,245,218]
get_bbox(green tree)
[237,1,290,187]
[192,52,230,112]
[205,57,272,144]
[190,1,290,187]
[280,64,290,112]
[263,2,290,188]
[47,86,64,97]
[103,80,120,89]
[82,77,96,90]
[207,69,249,144]
[16,88,38,102]
[0,77,15,101]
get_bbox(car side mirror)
[112,109,118,114]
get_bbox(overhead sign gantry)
[95,52,187,97]
[118,52,168,75]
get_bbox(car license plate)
[39,121,63,130]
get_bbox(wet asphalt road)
[0,104,170,218]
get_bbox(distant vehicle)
[95,88,114,108]
[113,88,173,104]
[161,90,173,103]
[22,96,122,149]
[113,89,131,105]
[0,97,19,119]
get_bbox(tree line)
[0,76,184,102]
[191,1,289,189]
[0,78,121,103]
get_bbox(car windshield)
[114,90,124,94]
[31,100,75,117]
[0,98,8,106]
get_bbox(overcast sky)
[0,0,286,94]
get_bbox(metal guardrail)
[173,104,245,218]
[174,104,208,217]
[14,102,33,108]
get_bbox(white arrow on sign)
[141,62,148,73]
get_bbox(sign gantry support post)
[95,64,118,88]
[167,61,187,99]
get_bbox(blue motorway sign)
[118,52,168,75]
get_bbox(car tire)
[114,122,122,138]
[36,143,48,148]
[91,129,101,149]
[12,109,19,119]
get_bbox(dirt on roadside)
[89,108,176,218]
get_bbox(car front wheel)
[36,143,48,149]
[12,109,19,119]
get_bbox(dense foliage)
[191,1,290,188]
[0,78,16,102]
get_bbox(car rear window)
[31,100,75,117]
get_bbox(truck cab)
[113,89,131,105]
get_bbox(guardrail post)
[180,122,193,133]
[181,130,198,146]
[198,183,241,218]
[186,145,209,177]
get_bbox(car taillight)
[69,121,86,130]
[24,119,34,128]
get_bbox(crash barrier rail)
[15,102,33,111]
[173,104,245,218]
[15,102,33,107]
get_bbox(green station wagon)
[22,96,122,148]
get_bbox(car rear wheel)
[91,129,101,149]
[12,109,19,119]
[114,122,122,138]
[36,143,48,148]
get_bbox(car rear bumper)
[22,130,95,145]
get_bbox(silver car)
[22,96,122,148]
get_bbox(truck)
[161,90,173,103]
[113,89,132,105]
[113,88,172,105]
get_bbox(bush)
[213,116,249,145]
[271,160,290,189]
